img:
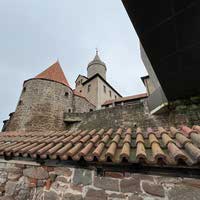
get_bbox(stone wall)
[4,79,95,132]
[65,100,200,130]
[0,160,200,200]
[5,79,74,132]
[74,95,95,113]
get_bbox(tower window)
[68,109,71,113]
[109,91,112,97]
[65,92,69,98]
[103,85,106,93]
[88,84,91,93]
[23,87,26,93]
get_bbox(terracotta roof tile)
[0,125,200,167]
[34,61,70,87]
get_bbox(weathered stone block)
[142,182,165,197]
[53,167,72,177]
[73,168,92,186]
[44,191,59,200]
[5,181,17,196]
[154,176,182,184]
[63,193,83,200]
[55,176,69,183]
[51,181,68,195]
[0,172,7,185]
[23,167,49,180]
[128,194,143,200]
[85,189,107,200]
[108,193,126,199]
[120,177,141,193]
[105,172,124,179]
[5,167,22,174]
[182,178,200,188]
[70,184,83,192]
[94,176,119,192]
[168,184,200,200]
[8,172,21,181]
[0,196,15,200]
[133,174,154,182]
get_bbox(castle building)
[74,51,122,109]
[3,52,122,132]
[3,61,95,132]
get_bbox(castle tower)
[87,50,107,80]
[6,61,74,132]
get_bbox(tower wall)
[87,64,106,80]
[6,79,74,132]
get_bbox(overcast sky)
[0,0,147,128]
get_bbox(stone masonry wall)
[65,100,200,130]
[6,79,74,132]
[0,160,200,200]
[74,95,95,113]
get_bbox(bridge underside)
[122,0,200,100]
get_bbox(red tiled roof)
[103,93,148,106]
[0,125,200,167]
[35,61,70,87]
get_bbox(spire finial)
[96,48,98,55]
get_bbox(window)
[103,85,106,93]
[88,84,91,92]
[89,109,93,112]
[109,91,112,97]
[65,92,69,98]
[115,95,117,99]
[68,109,71,113]
[23,87,26,93]
[80,90,82,93]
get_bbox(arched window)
[65,92,69,98]
[68,109,71,113]
[103,85,106,93]
[88,85,91,93]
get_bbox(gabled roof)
[0,125,200,168]
[75,74,88,83]
[34,61,70,87]
[103,93,148,106]
[82,74,122,97]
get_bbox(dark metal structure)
[122,0,200,101]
